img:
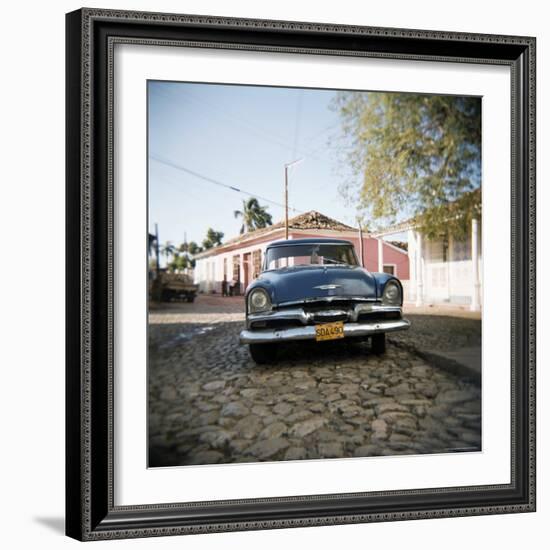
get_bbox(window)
[265,243,358,270]
[452,237,472,262]
[383,265,395,275]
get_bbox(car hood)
[258,265,378,305]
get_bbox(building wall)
[292,232,409,280]
[195,239,273,295]
[406,226,482,307]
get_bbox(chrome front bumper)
[239,319,410,344]
[239,303,410,344]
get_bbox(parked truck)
[151,271,199,303]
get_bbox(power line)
[292,90,303,159]
[150,155,304,214]
[302,122,338,145]
[154,87,324,161]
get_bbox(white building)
[373,216,482,311]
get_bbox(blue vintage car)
[239,238,410,364]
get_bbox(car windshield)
[264,243,358,270]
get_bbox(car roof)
[266,238,353,248]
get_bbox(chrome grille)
[310,309,350,323]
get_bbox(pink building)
[194,211,409,295]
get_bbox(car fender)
[244,279,276,314]
[371,272,404,303]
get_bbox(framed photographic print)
[65,8,536,541]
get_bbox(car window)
[265,244,358,270]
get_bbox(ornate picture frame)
[66,8,536,541]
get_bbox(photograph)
[147,81,483,468]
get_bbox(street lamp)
[284,158,303,239]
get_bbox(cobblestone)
[148,298,482,467]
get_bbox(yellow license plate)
[315,321,345,342]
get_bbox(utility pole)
[155,223,160,278]
[284,158,303,240]
[285,167,289,239]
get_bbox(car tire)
[249,343,277,364]
[371,333,386,355]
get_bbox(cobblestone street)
[149,296,481,467]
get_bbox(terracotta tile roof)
[389,240,408,252]
[194,211,357,259]
[283,210,356,232]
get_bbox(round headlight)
[249,288,271,313]
[382,281,401,305]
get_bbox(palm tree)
[202,229,224,250]
[188,241,202,255]
[148,233,157,258]
[160,241,176,262]
[234,198,273,234]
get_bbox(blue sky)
[148,80,358,247]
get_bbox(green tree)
[168,253,190,273]
[188,241,202,255]
[202,228,224,250]
[333,92,481,238]
[167,252,179,272]
[234,198,273,234]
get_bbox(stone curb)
[388,338,481,387]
